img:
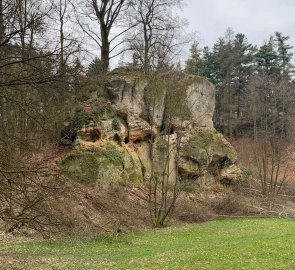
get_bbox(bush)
[112,118,120,131]
[211,192,246,215]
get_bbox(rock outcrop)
[60,69,243,188]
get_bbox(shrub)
[112,118,120,131]
[211,192,246,215]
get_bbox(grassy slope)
[1,218,295,270]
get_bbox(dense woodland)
[0,0,295,234]
[185,29,295,138]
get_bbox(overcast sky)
[181,0,295,49]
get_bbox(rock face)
[60,69,243,188]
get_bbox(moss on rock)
[211,132,237,162]
[60,144,143,188]
[181,129,237,169]
[60,151,101,187]
[182,129,213,165]
[59,68,240,188]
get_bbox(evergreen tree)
[202,46,219,85]
[255,36,280,78]
[184,41,203,75]
[86,57,102,76]
[207,30,255,137]
[274,32,294,79]
[213,33,237,137]
[232,33,255,120]
[183,29,295,139]
[212,37,226,88]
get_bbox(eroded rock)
[60,70,242,188]
[218,164,244,185]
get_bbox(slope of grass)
[0,218,295,269]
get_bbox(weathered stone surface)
[134,141,152,178]
[218,164,244,184]
[127,115,155,142]
[60,144,143,188]
[105,79,146,117]
[178,128,237,185]
[187,81,215,128]
[178,158,201,177]
[60,70,241,189]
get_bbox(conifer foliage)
[185,29,295,137]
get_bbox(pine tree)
[202,46,219,85]
[232,33,255,120]
[184,41,203,75]
[213,34,237,137]
[209,30,255,137]
[87,57,102,76]
[274,32,294,79]
[255,36,280,78]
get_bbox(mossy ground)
[1,218,294,269]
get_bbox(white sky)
[182,0,295,49]
[104,0,295,67]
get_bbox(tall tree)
[184,41,203,75]
[274,32,294,79]
[127,0,186,73]
[0,0,5,44]
[0,0,78,167]
[74,0,133,73]
[232,33,254,120]
[57,0,67,70]
[201,46,219,85]
[255,36,279,78]
[213,28,238,137]
[247,74,295,198]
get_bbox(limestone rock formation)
[60,69,242,188]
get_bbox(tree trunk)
[0,0,5,44]
[59,0,65,70]
[143,23,149,73]
[100,23,110,73]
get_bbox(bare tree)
[0,168,69,236]
[73,0,134,73]
[0,0,28,47]
[126,0,187,73]
[0,0,5,44]
[247,74,295,199]
[57,0,67,69]
[0,0,82,235]
[251,138,293,199]
[145,73,192,227]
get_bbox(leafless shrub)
[210,192,247,215]
[0,168,72,237]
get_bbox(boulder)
[60,144,143,188]
[218,164,244,185]
[60,69,242,189]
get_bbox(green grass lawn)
[0,218,295,270]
